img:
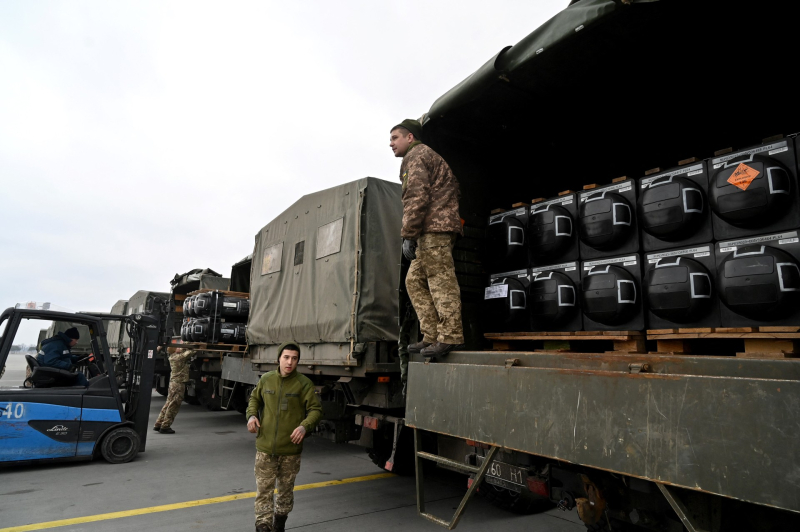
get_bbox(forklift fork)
[413,428,499,530]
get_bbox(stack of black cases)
[484,134,800,334]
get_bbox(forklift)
[0,305,160,465]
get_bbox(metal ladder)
[413,428,499,530]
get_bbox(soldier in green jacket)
[246,342,322,532]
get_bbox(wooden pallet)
[485,331,645,354]
[646,327,800,358]
[187,288,250,298]
[169,341,248,353]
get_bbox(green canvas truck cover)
[249,177,401,348]
[170,268,230,294]
[230,255,253,293]
[122,290,169,349]
[106,299,129,354]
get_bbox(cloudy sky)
[1,0,564,343]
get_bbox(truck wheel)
[100,427,140,464]
[155,378,168,397]
[367,425,422,476]
[479,483,553,514]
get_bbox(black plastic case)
[638,162,713,251]
[484,268,531,332]
[715,231,800,327]
[486,207,529,274]
[643,244,720,329]
[578,180,640,260]
[708,137,800,240]
[580,254,644,331]
[528,193,580,266]
[529,261,582,332]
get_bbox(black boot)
[274,514,288,532]
[255,524,272,532]
[420,342,462,358]
[408,341,432,354]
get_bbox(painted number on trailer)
[1,403,25,419]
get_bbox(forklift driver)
[37,327,98,386]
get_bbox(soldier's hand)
[290,425,306,444]
[247,415,260,433]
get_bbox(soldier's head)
[277,342,301,377]
[390,119,423,158]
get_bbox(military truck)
[404,1,800,531]
[219,177,409,469]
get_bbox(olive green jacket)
[246,369,322,455]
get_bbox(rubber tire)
[155,377,168,397]
[100,427,140,464]
[479,483,554,515]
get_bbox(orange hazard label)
[727,163,760,191]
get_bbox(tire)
[155,377,168,397]
[100,427,140,464]
[366,425,424,477]
[479,483,554,515]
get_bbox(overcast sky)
[1,0,565,344]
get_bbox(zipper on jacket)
[272,375,284,455]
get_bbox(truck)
[218,177,413,469]
[402,1,800,531]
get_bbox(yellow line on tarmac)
[0,472,395,532]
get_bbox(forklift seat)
[25,356,84,388]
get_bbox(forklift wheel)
[100,427,141,464]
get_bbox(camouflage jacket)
[169,349,195,383]
[399,143,462,239]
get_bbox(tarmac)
[0,355,584,531]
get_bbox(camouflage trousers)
[155,380,185,429]
[254,452,302,526]
[406,232,464,345]
[398,296,418,383]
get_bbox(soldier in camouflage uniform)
[247,342,322,532]
[390,119,464,358]
[153,347,195,434]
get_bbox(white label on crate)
[718,231,798,249]
[769,146,789,156]
[641,164,703,188]
[531,195,574,212]
[711,140,788,167]
[530,262,578,274]
[583,256,637,270]
[148,350,153,359]
[489,208,526,223]
[490,268,527,280]
[221,329,235,334]
[694,252,710,258]
[646,246,711,261]
[223,302,237,308]
[484,285,508,299]
[564,266,576,272]
[779,237,799,245]
[579,181,632,201]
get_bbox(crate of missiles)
[179,290,250,347]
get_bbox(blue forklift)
[0,305,160,465]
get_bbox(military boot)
[274,514,288,532]
[407,341,432,354]
[420,342,462,358]
[255,524,272,532]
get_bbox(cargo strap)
[413,428,499,530]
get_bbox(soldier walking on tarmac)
[390,118,464,358]
[153,347,195,434]
[246,342,322,532]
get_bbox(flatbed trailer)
[404,1,800,530]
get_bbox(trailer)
[404,1,800,530]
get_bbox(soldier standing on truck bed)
[153,347,195,434]
[390,118,464,358]
[246,342,322,532]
